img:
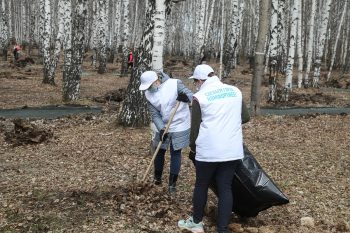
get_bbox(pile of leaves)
[4,118,53,146]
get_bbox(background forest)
[0,0,350,233]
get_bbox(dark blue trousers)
[193,160,239,233]
[154,144,182,175]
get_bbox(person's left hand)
[176,93,190,103]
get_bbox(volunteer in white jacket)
[178,64,250,233]
[139,71,193,193]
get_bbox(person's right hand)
[159,128,168,141]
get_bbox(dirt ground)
[0,55,350,233]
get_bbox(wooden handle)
[142,101,181,183]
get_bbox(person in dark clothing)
[127,51,134,71]
[13,44,21,61]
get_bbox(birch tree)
[284,0,299,92]
[120,0,130,75]
[41,0,53,84]
[97,0,108,74]
[304,0,316,87]
[43,0,69,85]
[267,0,279,101]
[193,0,206,65]
[62,0,87,101]
[223,0,239,79]
[326,1,347,81]
[250,0,270,116]
[296,0,303,88]
[151,0,168,72]
[0,0,9,60]
[313,0,332,87]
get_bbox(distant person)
[13,44,21,61]
[127,51,134,71]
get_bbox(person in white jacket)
[139,71,193,193]
[178,64,250,233]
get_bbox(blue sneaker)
[178,216,204,233]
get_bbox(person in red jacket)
[127,51,134,71]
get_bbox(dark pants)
[127,62,133,70]
[193,160,239,233]
[154,143,182,175]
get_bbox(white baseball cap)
[188,64,214,80]
[139,71,158,90]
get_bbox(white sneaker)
[178,216,205,233]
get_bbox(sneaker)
[178,216,204,233]
[168,185,176,194]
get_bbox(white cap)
[188,64,214,80]
[139,71,158,90]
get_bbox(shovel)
[142,101,181,183]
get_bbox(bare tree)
[327,1,347,81]
[0,0,9,60]
[313,0,332,87]
[250,0,271,116]
[62,0,87,101]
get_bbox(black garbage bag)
[210,145,289,217]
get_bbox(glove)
[159,128,168,141]
[176,93,190,103]
[189,151,196,166]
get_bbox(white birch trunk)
[194,0,206,65]
[121,0,130,75]
[45,0,69,84]
[0,0,9,60]
[284,0,298,90]
[42,0,53,84]
[219,0,225,79]
[151,0,166,72]
[313,0,332,87]
[63,0,87,101]
[296,0,303,88]
[97,0,108,74]
[90,0,98,67]
[223,0,239,79]
[304,0,316,87]
[326,1,347,81]
[268,0,279,101]
[203,0,215,46]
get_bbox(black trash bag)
[210,144,289,217]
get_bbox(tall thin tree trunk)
[268,0,279,102]
[120,0,130,75]
[304,0,316,87]
[219,0,225,79]
[284,0,298,92]
[97,0,108,74]
[151,0,167,72]
[296,0,303,88]
[0,0,9,60]
[42,0,54,85]
[313,0,332,87]
[250,0,270,116]
[62,0,87,101]
[326,1,347,81]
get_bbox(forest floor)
[0,56,350,233]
